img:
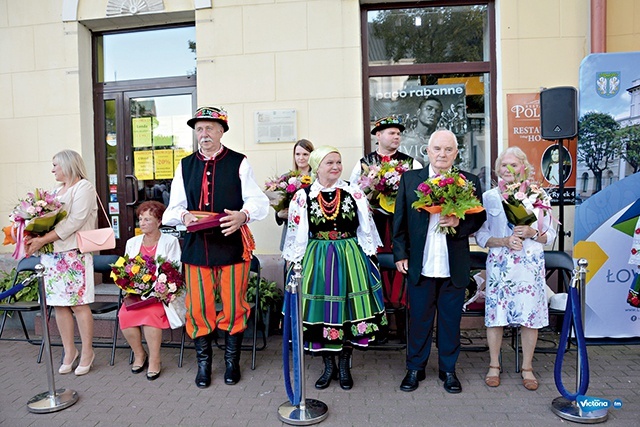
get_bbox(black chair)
[88,254,122,366]
[372,253,408,352]
[179,256,267,370]
[508,250,574,372]
[460,251,489,352]
[0,256,45,361]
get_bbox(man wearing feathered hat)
[349,115,421,321]
[163,106,269,388]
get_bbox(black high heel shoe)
[131,353,148,374]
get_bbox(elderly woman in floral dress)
[282,146,387,391]
[475,147,556,391]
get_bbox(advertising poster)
[506,93,577,204]
[133,150,154,180]
[574,52,640,338]
[132,117,152,148]
[153,149,174,179]
[173,148,190,170]
[370,83,468,167]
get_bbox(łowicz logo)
[576,395,611,413]
[595,72,621,98]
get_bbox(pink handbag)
[76,193,116,253]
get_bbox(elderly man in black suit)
[392,129,486,393]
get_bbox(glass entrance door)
[98,88,195,254]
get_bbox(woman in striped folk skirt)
[282,146,387,390]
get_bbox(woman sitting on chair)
[118,201,181,380]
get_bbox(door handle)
[125,174,139,206]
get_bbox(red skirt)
[118,300,170,330]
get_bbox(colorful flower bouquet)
[4,188,67,259]
[411,169,484,234]
[357,159,411,214]
[110,255,184,308]
[264,170,312,213]
[499,165,551,227]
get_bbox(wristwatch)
[530,230,539,240]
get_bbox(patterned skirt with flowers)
[42,249,94,306]
[293,237,387,353]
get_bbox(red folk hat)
[187,106,229,132]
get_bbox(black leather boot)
[224,332,243,385]
[338,347,354,390]
[193,334,212,388]
[314,354,338,389]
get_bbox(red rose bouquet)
[110,254,184,305]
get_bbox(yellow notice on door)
[132,117,153,148]
[154,149,174,179]
[133,150,154,180]
[173,148,191,170]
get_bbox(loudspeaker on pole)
[540,86,578,140]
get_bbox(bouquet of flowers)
[499,165,551,226]
[3,188,67,259]
[357,159,411,214]
[411,169,484,234]
[110,254,184,305]
[264,170,313,213]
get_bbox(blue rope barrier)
[554,284,590,400]
[0,275,37,301]
[282,283,302,406]
[0,283,26,301]
[291,291,302,405]
[282,290,294,402]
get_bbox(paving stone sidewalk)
[0,331,638,427]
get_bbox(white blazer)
[124,233,181,264]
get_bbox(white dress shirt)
[421,165,450,278]
[163,147,269,227]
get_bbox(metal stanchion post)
[278,263,328,425]
[551,259,608,423]
[27,263,79,413]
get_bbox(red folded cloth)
[187,211,228,232]
[123,295,159,310]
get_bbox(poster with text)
[506,93,576,205]
[370,82,468,168]
[574,52,640,338]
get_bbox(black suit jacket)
[392,168,486,289]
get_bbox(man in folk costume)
[163,106,269,388]
[349,116,421,314]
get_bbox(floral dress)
[475,187,557,329]
[282,180,387,352]
[42,180,96,306]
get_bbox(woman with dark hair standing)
[25,149,98,376]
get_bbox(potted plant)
[0,267,39,329]
[246,275,283,337]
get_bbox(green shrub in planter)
[214,274,283,336]
[0,268,38,301]
[0,268,39,315]
[247,275,283,313]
